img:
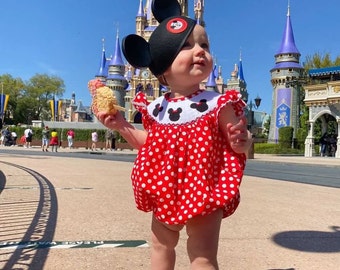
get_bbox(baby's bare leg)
[150,215,184,270]
[186,209,223,269]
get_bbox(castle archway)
[304,102,340,158]
[303,67,340,158]
[133,111,142,124]
[311,112,338,157]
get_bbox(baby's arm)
[218,104,252,154]
[96,112,147,150]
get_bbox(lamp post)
[245,95,262,132]
[243,95,261,159]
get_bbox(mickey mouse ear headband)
[122,0,196,76]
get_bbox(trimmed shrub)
[296,127,307,150]
[278,126,294,149]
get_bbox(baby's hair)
[157,75,169,86]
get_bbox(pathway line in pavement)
[0,240,149,249]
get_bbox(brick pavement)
[0,148,339,269]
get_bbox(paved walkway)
[0,148,339,269]
[2,145,340,166]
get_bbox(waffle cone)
[91,86,125,115]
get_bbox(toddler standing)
[95,0,252,269]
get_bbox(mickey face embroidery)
[168,108,183,122]
[190,99,208,112]
[153,103,164,117]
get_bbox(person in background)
[320,132,328,157]
[42,126,50,152]
[329,134,337,157]
[2,127,12,146]
[67,129,75,149]
[20,134,26,146]
[24,127,33,148]
[11,130,17,146]
[111,131,116,151]
[0,127,6,146]
[91,130,98,151]
[105,128,114,151]
[50,129,59,152]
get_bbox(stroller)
[3,132,14,146]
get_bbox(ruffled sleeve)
[132,92,149,113]
[132,92,154,131]
[217,89,246,117]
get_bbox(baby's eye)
[200,42,209,50]
[182,42,191,49]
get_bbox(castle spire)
[106,27,128,107]
[238,50,245,83]
[276,1,299,55]
[95,38,107,78]
[206,65,217,88]
[146,0,152,21]
[137,0,144,17]
[194,0,205,26]
[109,29,124,67]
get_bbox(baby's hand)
[227,116,251,153]
[96,111,125,131]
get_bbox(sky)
[1,0,340,115]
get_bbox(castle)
[59,0,262,131]
[90,0,265,129]
[268,3,304,143]
[268,3,339,157]
[53,1,339,158]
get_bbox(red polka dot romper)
[131,89,247,225]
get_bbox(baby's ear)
[152,0,181,23]
[122,34,151,68]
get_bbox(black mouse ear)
[152,0,181,23]
[122,34,151,68]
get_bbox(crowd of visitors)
[0,127,16,146]
[1,126,116,151]
[319,132,338,157]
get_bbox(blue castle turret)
[237,55,248,103]
[94,30,128,110]
[205,65,218,92]
[225,52,248,103]
[268,2,304,143]
[95,38,107,82]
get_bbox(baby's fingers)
[228,120,247,136]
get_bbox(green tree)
[304,52,340,69]
[262,116,270,137]
[0,74,25,125]
[16,74,65,124]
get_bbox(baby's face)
[164,25,213,86]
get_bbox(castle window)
[146,84,153,96]
[136,84,143,94]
